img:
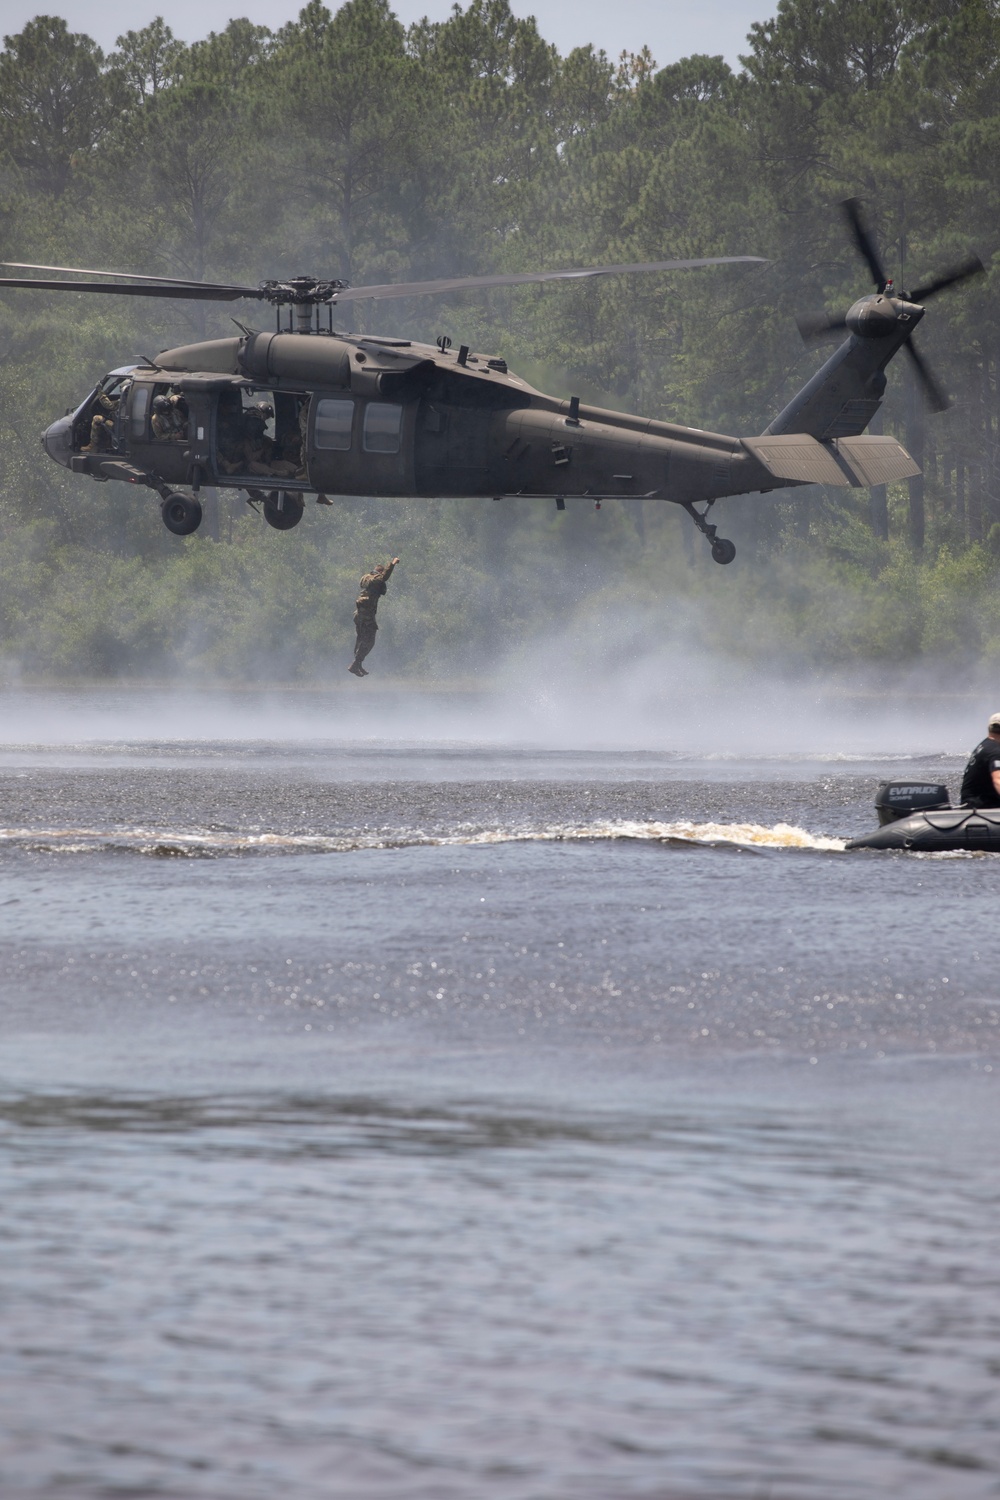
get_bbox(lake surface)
[2,698,999,1498]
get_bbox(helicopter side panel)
[305,397,418,497]
[410,403,756,504]
[411,401,759,502]
[412,401,497,495]
[504,409,648,497]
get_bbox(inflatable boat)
[846,781,1000,851]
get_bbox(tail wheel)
[263,491,304,530]
[161,493,203,536]
[711,538,736,565]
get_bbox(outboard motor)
[874,781,951,826]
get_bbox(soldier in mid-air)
[349,558,399,677]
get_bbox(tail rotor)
[795,198,983,412]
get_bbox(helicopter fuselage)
[41,314,924,555]
[49,330,766,502]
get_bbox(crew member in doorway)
[242,403,297,478]
[82,388,121,452]
[151,392,188,441]
[349,558,399,677]
[292,396,331,503]
[959,712,1000,806]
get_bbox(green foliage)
[0,16,122,197]
[1,0,999,681]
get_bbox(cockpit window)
[102,374,131,400]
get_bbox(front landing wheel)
[161,493,203,536]
[711,538,736,565]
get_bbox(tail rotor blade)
[795,311,849,341]
[910,255,984,304]
[904,337,948,413]
[841,198,890,290]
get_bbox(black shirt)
[960,737,1000,807]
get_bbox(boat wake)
[0,819,846,857]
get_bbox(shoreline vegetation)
[1,0,998,681]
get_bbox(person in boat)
[959,712,1000,807]
[349,558,399,677]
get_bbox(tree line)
[0,0,998,680]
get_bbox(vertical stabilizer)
[763,314,921,439]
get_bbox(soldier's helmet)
[152,395,171,413]
[252,402,274,421]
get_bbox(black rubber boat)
[847,780,1000,851]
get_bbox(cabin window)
[314,398,354,450]
[363,402,403,454]
[130,385,150,440]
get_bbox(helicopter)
[1,201,983,564]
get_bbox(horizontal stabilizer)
[742,433,919,488]
[742,435,850,485]
[833,435,920,486]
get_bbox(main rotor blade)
[910,255,984,304]
[904,337,948,413]
[336,257,767,302]
[795,311,849,341]
[841,198,890,291]
[0,260,246,291]
[0,276,260,300]
[0,256,768,307]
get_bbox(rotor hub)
[257,276,350,306]
[845,294,914,340]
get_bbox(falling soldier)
[349,558,399,677]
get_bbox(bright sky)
[1,0,770,71]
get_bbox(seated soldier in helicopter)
[292,395,310,478]
[215,396,246,474]
[81,387,121,452]
[280,415,304,476]
[240,402,297,478]
[151,391,189,441]
[82,390,119,453]
[287,394,329,502]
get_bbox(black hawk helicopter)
[3,200,982,563]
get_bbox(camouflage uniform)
[294,396,310,478]
[215,406,245,473]
[83,390,120,452]
[234,407,297,478]
[350,560,395,676]
[151,394,189,441]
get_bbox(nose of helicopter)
[42,415,73,468]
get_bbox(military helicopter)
[2,201,982,563]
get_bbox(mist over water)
[0,622,989,758]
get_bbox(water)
[2,705,1000,1498]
